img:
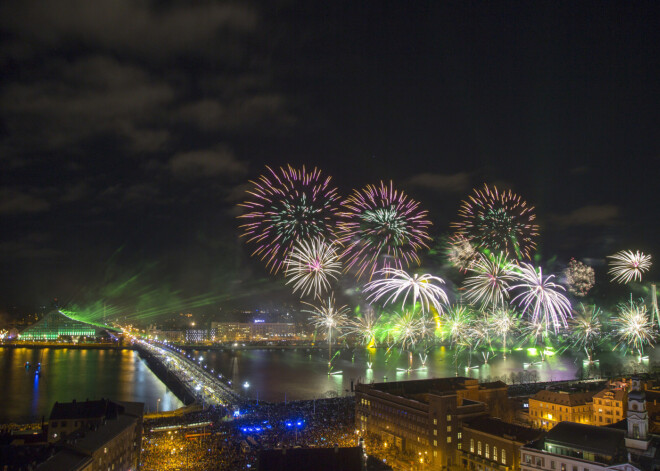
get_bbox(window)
[502,449,506,465]
[447,426,451,432]
[434,440,437,446]
[478,441,482,455]
[551,461,556,469]
[434,430,437,436]
[447,436,451,443]
[458,432,462,439]
[485,444,490,459]
[458,443,462,450]
[493,446,497,461]
[433,418,437,425]
[447,414,452,421]
[470,439,474,453]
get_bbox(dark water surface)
[0,348,183,423]
[191,345,658,403]
[2,345,655,423]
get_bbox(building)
[528,390,595,430]
[184,328,216,343]
[36,399,144,471]
[211,321,296,342]
[593,388,627,426]
[458,416,542,471]
[520,422,639,471]
[18,310,120,341]
[355,377,508,469]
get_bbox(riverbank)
[1,342,127,350]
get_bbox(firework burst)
[612,296,656,356]
[443,305,474,347]
[510,263,572,333]
[607,250,652,284]
[463,252,516,310]
[569,303,602,362]
[364,268,448,314]
[446,235,478,273]
[452,184,538,260]
[490,307,520,358]
[564,258,595,297]
[285,237,342,299]
[390,311,425,352]
[337,181,432,279]
[345,309,380,347]
[304,294,350,364]
[238,165,340,272]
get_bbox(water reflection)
[0,348,183,423]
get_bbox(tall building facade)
[355,377,507,469]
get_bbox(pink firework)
[337,181,432,279]
[238,165,341,272]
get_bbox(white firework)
[463,252,516,310]
[345,309,380,346]
[391,311,425,352]
[612,296,656,356]
[509,263,572,333]
[364,268,448,314]
[304,294,350,363]
[607,250,652,284]
[285,237,342,298]
[490,308,520,358]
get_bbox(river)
[0,347,183,423]
[1,344,656,423]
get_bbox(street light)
[243,381,250,399]
[157,398,161,413]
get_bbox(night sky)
[1,1,659,317]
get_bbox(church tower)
[625,376,650,451]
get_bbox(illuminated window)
[447,426,451,432]
[470,439,474,452]
[478,441,482,455]
[434,430,437,436]
[433,418,437,425]
[502,449,506,465]
[434,440,437,446]
[447,436,451,443]
[447,414,451,421]
[458,432,462,439]
[485,444,489,459]
[493,446,497,461]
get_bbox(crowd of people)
[140,397,358,470]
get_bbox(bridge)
[136,339,241,408]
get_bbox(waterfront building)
[355,377,508,469]
[211,321,296,342]
[458,416,542,471]
[18,310,120,341]
[593,388,627,426]
[528,390,595,430]
[184,328,216,343]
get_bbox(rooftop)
[543,422,625,460]
[365,377,506,398]
[50,398,122,421]
[531,389,595,407]
[463,416,543,444]
[593,388,627,402]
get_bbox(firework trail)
[510,263,572,333]
[364,268,448,314]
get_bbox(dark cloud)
[1,56,174,156]
[551,205,620,227]
[0,188,50,214]
[178,94,294,132]
[405,172,470,193]
[1,0,257,60]
[169,148,247,178]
